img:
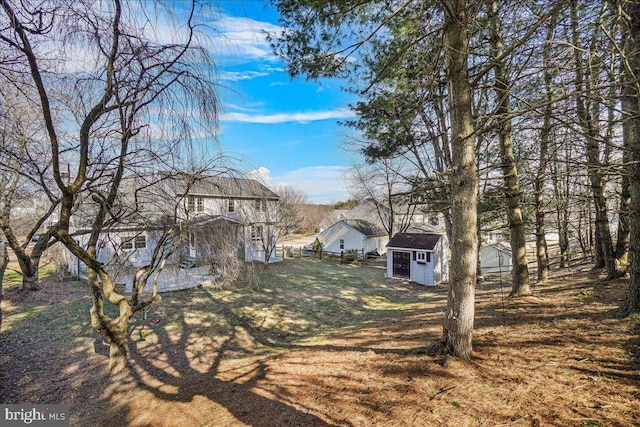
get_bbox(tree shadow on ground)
[118,260,454,426]
[0,278,133,426]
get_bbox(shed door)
[392,251,411,278]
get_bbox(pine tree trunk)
[487,0,531,296]
[616,173,630,268]
[0,244,8,331]
[622,0,640,313]
[571,0,623,279]
[535,16,555,283]
[441,0,477,360]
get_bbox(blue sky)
[210,1,358,204]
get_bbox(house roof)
[342,219,387,237]
[173,176,279,200]
[188,214,244,227]
[387,233,442,250]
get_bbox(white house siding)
[74,230,158,269]
[367,236,389,254]
[319,222,366,254]
[480,244,512,275]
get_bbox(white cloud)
[220,70,271,81]
[273,166,350,204]
[219,108,357,124]
[220,66,284,81]
[247,166,273,186]
[211,15,284,63]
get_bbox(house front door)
[392,251,410,278]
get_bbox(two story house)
[173,175,281,264]
[68,174,281,280]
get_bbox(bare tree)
[347,158,417,239]
[0,87,60,290]
[251,184,305,264]
[0,0,219,373]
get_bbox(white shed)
[480,242,512,275]
[386,233,449,286]
[318,219,388,255]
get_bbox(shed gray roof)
[342,219,387,237]
[387,233,442,250]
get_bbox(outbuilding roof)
[342,219,387,237]
[387,233,442,251]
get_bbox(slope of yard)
[1,257,639,426]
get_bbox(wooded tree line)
[269,0,640,358]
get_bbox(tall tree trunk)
[551,147,570,268]
[571,0,623,279]
[535,16,555,283]
[442,0,477,360]
[622,0,640,313]
[0,244,8,331]
[616,172,630,267]
[593,225,605,268]
[487,0,531,296]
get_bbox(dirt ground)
[1,258,639,427]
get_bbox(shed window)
[416,252,431,263]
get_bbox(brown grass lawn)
[1,257,639,426]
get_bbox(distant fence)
[275,245,384,264]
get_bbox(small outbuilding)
[317,219,388,256]
[480,242,512,275]
[386,232,449,286]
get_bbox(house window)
[255,199,267,212]
[134,235,146,249]
[197,197,204,212]
[426,252,431,262]
[187,196,195,212]
[121,237,133,250]
[340,239,344,250]
[228,198,235,213]
[251,225,263,241]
